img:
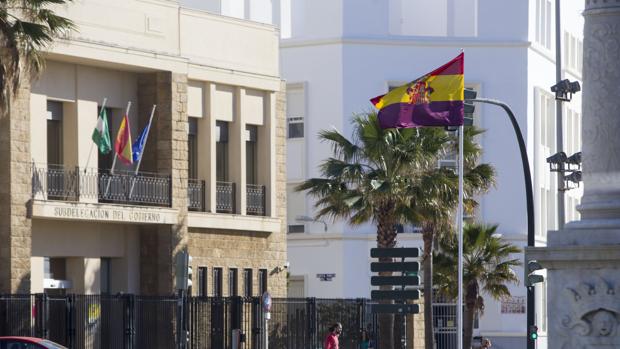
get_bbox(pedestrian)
[360,329,370,349]
[481,337,492,348]
[324,322,342,349]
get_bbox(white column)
[231,87,247,215]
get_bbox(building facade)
[279,0,584,348]
[0,0,287,298]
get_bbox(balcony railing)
[216,181,235,214]
[246,184,266,216]
[188,179,206,212]
[32,164,171,207]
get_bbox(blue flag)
[132,121,151,162]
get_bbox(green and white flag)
[92,108,112,154]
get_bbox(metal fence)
[216,181,236,214]
[188,179,206,211]
[433,302,457,349]
[32,164,172,207]
[0,294,380,349]
[246,184,266,216]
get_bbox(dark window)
[228,268,238,296]
[101,258,111,294]
[287,117,304,138]
[216,121,229,181]
[258,269,268,295]
[46,101,63,166]
[213,267,223,297]
[245,125,258,184]
[287,225,305,234]
[188,118,198,179]
[97,106,114,171]
[243,269,253,297]
[198,267,208,297]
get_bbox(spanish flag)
[371,53,464,128]
[114,114,133,165]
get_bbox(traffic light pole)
[469,98,535,349]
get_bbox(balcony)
[188,179,206,212]
[32,164,171,207]
[246,184,266,216]
[215,181,236,214]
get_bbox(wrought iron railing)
[246,184,266,216]
[216,181,235,214]
[32,163,171,207]
[188,179,206,212]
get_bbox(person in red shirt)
[324,322,342,349]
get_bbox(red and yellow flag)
[114,115,133,165]
[370,53,464,128]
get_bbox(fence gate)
[433,302,457,349]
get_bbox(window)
[287,117,304,138]
[97,106,114,171]
[287,224,305,234]
[100,258,111,294]
[243,269,253,297]
[258,269,268,295]
[198,267,208,297]
[188,118,198,179]
[216,121,229,181]
[228,268,238,296]
[564,31,583,74]
[213,267,223,297]
[286,84,305,139]
[246,125,258,184]
[535,0,552,49]
[46,101,63,166]
[536,89,557,236]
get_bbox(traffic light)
[464,87,477,126]
[369,248,421,314]
[525,260,544,288]
[176,250,193,291]
[528,325,539,340]
[187,254,193,291]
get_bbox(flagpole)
[84,98,108,174]
[457,125,464,349]
[129,104,157,199]
[105,101,132,198]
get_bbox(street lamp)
[550,79,581,102]
[295,215,328,232]
[546,151,583,191]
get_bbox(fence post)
[306,297,316,348]
[123,294,135,349]
[251,297,261,349]
[34,293,49,339]
[66,294,75,349]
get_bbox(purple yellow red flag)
[370,53,464,128]
[114,115,133,165]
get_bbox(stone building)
[0,0,287,298]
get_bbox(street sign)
[370,262,419,273]
[371,276,419,286]
[370,248,420,258]
[371,304,420,314]
[371,290,420,300]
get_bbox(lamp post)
[468,98,535,349]
[295,215,328,232]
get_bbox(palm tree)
[434,223,521,349]
[414,126,495,349]
[0,0,74,111]
[297,112,451,348]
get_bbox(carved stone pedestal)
[527,1,620,348]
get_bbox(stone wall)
[138,72,189,295]
[0,79,32,293]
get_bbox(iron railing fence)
[216,181,236,214]
[32,163,172,207]
[246,184,266,216]
[0,295,387,349]
[187,179,206,211]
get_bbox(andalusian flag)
[91,108,112,154]
[371,53,464,128]
[114,115,133,165]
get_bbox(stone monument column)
[528,1,620,348]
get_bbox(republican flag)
[114,115,133,165]
[132,118,152,163]
[91,107,112,154]
[371,53,464,128]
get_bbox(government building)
[0,0,287,298]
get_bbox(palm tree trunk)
[463,283,478,349]
[422,227,434,349]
